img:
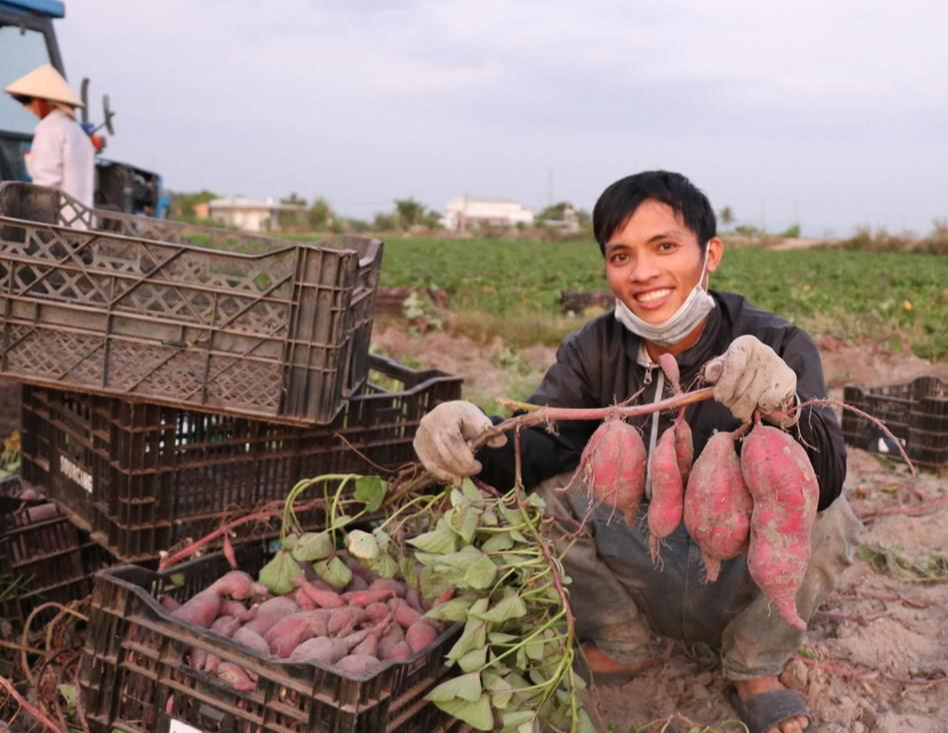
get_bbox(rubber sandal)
[728,687,816,733]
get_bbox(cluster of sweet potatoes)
[161,558,449,691]
[577,353,820,630]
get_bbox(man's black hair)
[593,170,717,253]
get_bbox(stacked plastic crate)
[0,184,466,732]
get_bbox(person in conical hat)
[5,64,94,207]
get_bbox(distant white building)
[207,197,306,232]
[441,195,534,231]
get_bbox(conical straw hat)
[5,64,83,107]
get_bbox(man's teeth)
[637,288,672,303]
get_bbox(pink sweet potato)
[683,428,753,583]
[232,626,270,656]
[365,602,391,623]
[327,606,368,636]
[243,596,299,636]
[220,600,257,622]
[192,615,238,670]
[158,594,180,612]
[292,577,345,608]
[210,571,268,601]
[741,422,819,631]
[217,661,256,691]
[377,625,404,659]
[368,579,406,597]
[405,621,438,654]
[647,426,684,562]
[385,641,412,661]
[578,418,647,526]
[295,587,317,610]
[389,597,423,630]
[171,588,221,628]
[351,633,379,658]
[290,636,348,664]
[208,614,240,639]
[335,654,382,676]
[342,589,393,607]
[265,610,332,657]
[673,413,694,484]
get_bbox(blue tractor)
[0,0,166,216]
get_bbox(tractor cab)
[0,0,166,215]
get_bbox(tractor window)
[0,24,53,135]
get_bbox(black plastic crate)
[79,542,461,733]
[0,182,382,425]
[842,376,948,469]
[20,355,462,561]
[0,482,117,632]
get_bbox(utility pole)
[547,169,554,208]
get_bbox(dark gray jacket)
[477,291,846,510]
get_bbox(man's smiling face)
[604,199,721,324]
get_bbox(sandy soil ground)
[374,323,948,732]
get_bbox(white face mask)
[613,244,716,347]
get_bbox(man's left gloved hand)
[703,335,797,423]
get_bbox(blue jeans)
[535,473,863,680]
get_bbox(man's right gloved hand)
[413,400,507,483]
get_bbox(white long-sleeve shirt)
[24,108,95,207]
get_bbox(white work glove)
[703,335,798,424]
[413,400,508,483]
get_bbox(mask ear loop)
[698,240,712,290]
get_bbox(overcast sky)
[58,1,948,236]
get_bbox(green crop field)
[377,237,948,360]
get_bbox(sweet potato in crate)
[842,376,948,469]
[20,354,462,562]
[79,542,461,733]
[0,476,116,632]
[0,182,382,425]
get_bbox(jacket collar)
[618,290,726,372]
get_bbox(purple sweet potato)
[345,574,369,593]
[335,654,382,676]
[289,636,348,664]
[243,596,299,636]
[405,621,438,654]
[341,553,376,583]
[405,587,423,612]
